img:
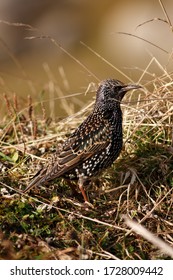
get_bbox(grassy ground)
[0,60,173,260]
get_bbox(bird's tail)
[23,168,47,193]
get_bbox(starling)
[23,79,141,202]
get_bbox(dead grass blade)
[123,215,173,258]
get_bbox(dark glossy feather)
[25,113,112,191]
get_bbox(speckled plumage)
[24,79,141,201]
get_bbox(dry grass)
[0,55,173,260]
[0,1,173,258]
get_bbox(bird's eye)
[115,85,123,91]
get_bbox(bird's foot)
[83,201,94,209]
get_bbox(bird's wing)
[24,114,112,191]
[45,115,112,178]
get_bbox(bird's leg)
[78,176,89,202]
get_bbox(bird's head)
[95,79,141,105]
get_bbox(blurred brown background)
[0,0,173,118]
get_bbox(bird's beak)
[121,84,142,92]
